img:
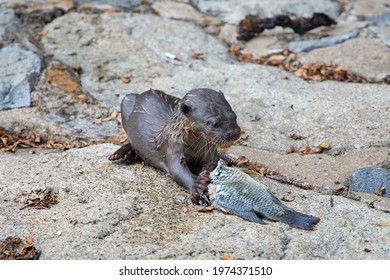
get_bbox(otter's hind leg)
[108,143,141,162]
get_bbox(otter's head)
[178,88,241,148]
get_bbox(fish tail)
[278,211,320,230]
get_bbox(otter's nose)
[227,126,241,141]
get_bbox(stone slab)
[1,144,389,259]
[0,44,42,110]
[297,37,390,82]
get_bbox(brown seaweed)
[237,13,337,41]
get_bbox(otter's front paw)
[108,143,137,162]
[190,170,211,205]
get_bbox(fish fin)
[230,209,268,225]
[266,189,291,211]
[215,196,267,225]
[278,210,320,230]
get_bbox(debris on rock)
[198,205,215,212]
[234,156,269,176]
[0,127,95,152]
[19,187,59,210]
[220,254,234,260]
[44,61,94,104]
[237,13,337,41]
[299,142,332,155]
[374,221,390,227]
[0,236,41,260]
[104,135,128,145]
[229,47,368,82]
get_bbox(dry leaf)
[120,76,131,84]
[245,48,369,83]
[198,206,214,212]
[281,197,295,202]
[238,52,253,62]
[299,146,323,155]
[0,236,41,260]
[333,187,345,195]
[105,135,128,144]
[26,236,33,246]
[110,111,119,120]
[37,31,47,37]
[220,254,234,260]
[374,221,390,227]
[234,156,249,166]
[191,53,204,60]
[20,187,59,210]
[318,141,331,150]
[286,146,295,154]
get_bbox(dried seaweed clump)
[0,128,94,152]
[229,47,367,83]
[237,13,337,41]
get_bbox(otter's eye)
[212,122,220,128]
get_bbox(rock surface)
[297,38,390,82]
[0,44,42,110]
[0,0,390,260]
[194,0,341,24]
[347,167,390,198]
[1,144,389,259]
[288,30,359,53]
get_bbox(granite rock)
[297,37,390,82]
[193,0,341,24]
[347,167,390,198]
[0,44,42,110]
[288,30,359,53]
[1,144,390,259]
[0,0,390,261]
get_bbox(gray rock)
[152,0,221,26]
[0,8,20,48]
[74,0,155,8]
[364,12,390,23]
[0,9,16,42]
[369,25,390,47]
[0,44,42,110]
[297,37,390,82]
[37,12,390,152]
[193,0,341,24]
[352,0,390,17]
[288,30,359,53]
[348,167,390,198]
[41,12,231,108]
[1,0,390,261]
[1,144,390,259]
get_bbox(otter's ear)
[180,102,192,115]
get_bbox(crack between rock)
[278,229,291,260]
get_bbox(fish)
[208,160,320,230]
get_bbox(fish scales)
[210,160,320,230]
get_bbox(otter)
[109,88,241,203]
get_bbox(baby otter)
[109,88,241,203]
